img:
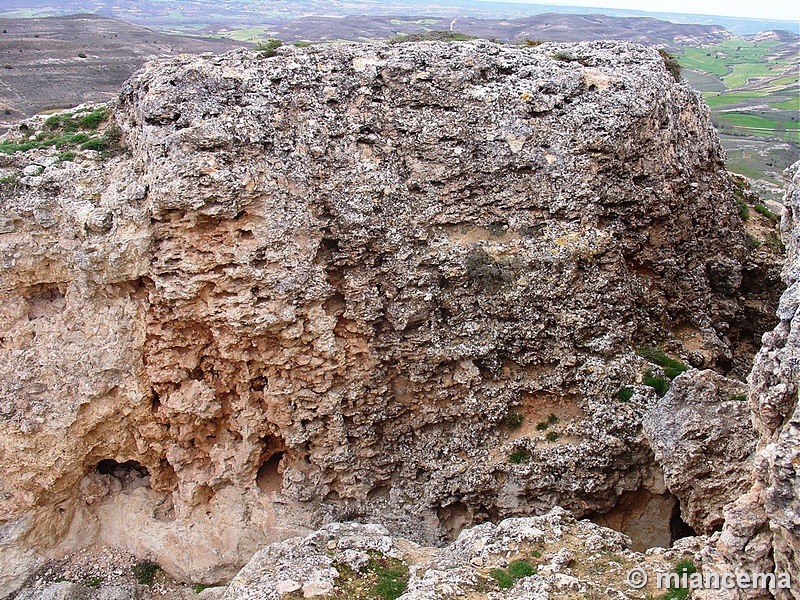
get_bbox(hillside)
[0,14,246,129]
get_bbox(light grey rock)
[643,369,757,534]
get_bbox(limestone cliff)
[0,40,782,596]
[694,162,800,600]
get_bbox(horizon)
[483,0,799,22]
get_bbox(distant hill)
[256,13,733,45]
[0,14,246,129]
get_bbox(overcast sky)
[491,0,799,21]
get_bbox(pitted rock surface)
[0,40,783,595]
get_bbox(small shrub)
[294,41,312,47]
[765,232,786,253]
[644,370,669,397]
[57,151,76,162]
[735,194,750,220]
[535,421,549,431]
[675,560,696,576]
[84,577,102,589]
[546,413,558,425]
[730,393,747,402]
[754,204,780,223]
[617,387,634,402]
[545,431,560,442]
[552,50,573,62]
[255,39,282,58]
[507,560,535,578]
[505,411,524,430]
[80,137,107,152]
[746,234,762,249]
[658,48,681,81]
[193,584,210,594]
[489,568,514,589]
[132,560,160,586]
[0,173,19,192]
[507,449,531,464]
[78,107,109,130]
[530,549,542,559]
[638,347,687,379]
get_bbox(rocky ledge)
[0,40,789,597]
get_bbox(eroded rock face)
[698,162,800,600]
[0,41,780,595]
[643,369,757,535]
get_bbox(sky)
[489,0,800,21]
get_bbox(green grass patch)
[724,63,781,88]
[637,348,688,379]
[703,91,768,108]
[617,387,634,402]
[644,370,669,398]
[769,97,800,110]
[507,449,531,464]
[545,431,560,442]
[489,568,514,589]
[754,204,780,222]
[84,578,103,589]
[192,584,210,594]
[329,553,409,600]
[730,393,748,402]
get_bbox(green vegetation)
[507,449,531,464]
[617,387,634,402]
[637,347,688,379]
[754,203,780,222]
[658,49,681,81]
[644,370,669,398]
[505,411,524,430]
[489,560,537,589]
[675,35,799,186]
[0,173,19,193]
[84,578,103,589]
[656,560,697,600]
[132,560,160,586]
[57,151,76,163]
[730,393,747,402]
[389,31,476,43]
[255,39,282,58]
[193,584,210,594]
[329,553,409,600]
[489,568,514,589]
[1,107,123,158]
[507,560,536,579]
[546,413,558,425]
[765,232,786,253]
[746,233,761,249]
[545,431,560,442]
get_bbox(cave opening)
[670,501,698,542]
[256,452,285,494]
[95,459,150,489]
[437,501,472,542]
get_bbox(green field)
[678,36,799,192]
[703,91,769,107]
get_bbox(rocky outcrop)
[697,162,800,600]
[642,369,757,534]
[0,40,781,595]
[220,508,701,600]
